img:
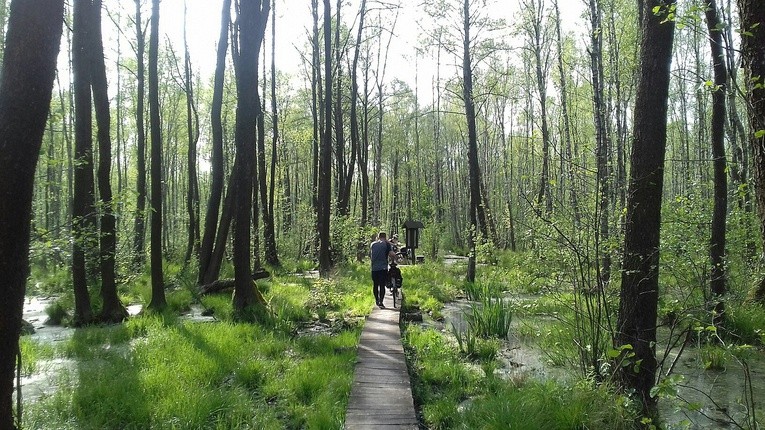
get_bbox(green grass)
[451,324,500,362]
[699,345,728,370]
[460,380,636,430]
[22,268,366,429]
[19,337,56,375]
[24,317,359,429]
[726,303,765,345]
[404,324,635,429]
[464,298,512,339]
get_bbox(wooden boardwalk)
[344,293,419,429]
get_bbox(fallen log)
[198,269,271,295]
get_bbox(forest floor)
[14,256,765,429]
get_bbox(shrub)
[45,300,69,326]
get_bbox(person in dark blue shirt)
[370,232,395,308]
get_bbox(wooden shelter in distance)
[403,220,424,265]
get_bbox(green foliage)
[27,263,70,295]
[539,321,580,367]
[200,294,234,321]
[464,298,512,339]
[461,380,636,430]
[44,299,70,325]
[18,338,56,376]
[404,324,635,429]
[726,303,765,345]
[24,317,359,429]
[22,268,368,429]
[451,323,500,362]
[166,289,194,314]
[330,214,374,264]
[699,345,727,371]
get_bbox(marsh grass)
[404,324,634,429]
[22,269,366,429]
[699,345,728,370]
[451,324,500,361]
[726,303,765,345]
[459,380,636,430]
[462,281,484,301]
[464,298,512,339]
[19,338,56,375]
[44,299,70,325]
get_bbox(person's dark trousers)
[371,270,387,305]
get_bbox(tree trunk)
[0,1,64,426]
[311,0,321,221]
[268,0,280,266]
[182,1,200,267]
[344,0,365,220]
[553,0,580,226]
[232,0,270,314]
[318,0,333,276]
[705,0,728,323]
[588,0,612,287]
[203,177,234,285]
[334,0,346,215]
[198,0,231,285]
[132,0,147,268]
[739,0,765,302]
[147,0,166,310]
[91,0,127,323]
[616,0,676,417]
[463,0,479,283]
[72,0,95,326]
[257,17,278,267]
[525,0,552,214]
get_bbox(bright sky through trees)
[97,0,585,104]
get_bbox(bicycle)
[389,277,401,308]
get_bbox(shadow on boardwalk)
[344,293,418,429]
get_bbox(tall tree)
[463,0,481,282]
[311,0,322,220]
[0,1,64,426]
[232,0,270,313]
[182,1,200,266]
[588,0,612,287]
[132,0,147,268]
[334,0,347,215]
[71,0,96,326]
[257,0,278,268]
[198,0,231,285]
[739,0,765,302]
[91,0,127,323]
[552,0,580,225]
[268,0,280,266]
[348,0,367,235]
[705,0,728,323]
[147,0,166,310]
[521,0,553,214]
[616,0,676,417]
[318,0,333,275]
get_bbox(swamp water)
[16,296,216,402]
[423,297,764,429]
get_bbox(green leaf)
[755,129,765,139]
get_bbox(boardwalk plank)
[344,292,418,429]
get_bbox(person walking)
[370,231,395,308]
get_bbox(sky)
[99,0,587,104]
